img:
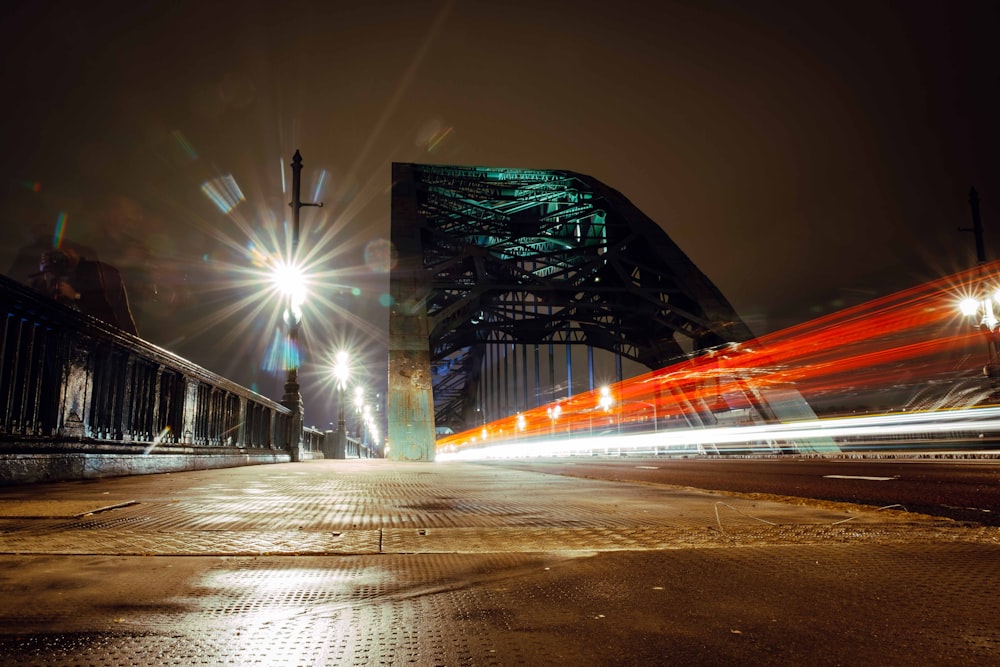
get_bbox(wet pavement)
[0,459,998,665]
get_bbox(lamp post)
[353,385,365,435]
[959,188,999,381]
[598,385,621,434]
[331,350,351,457]
[281,150,322,460]
[361,403,372,454]
[959,292,1000,378]
[547,404,561,439]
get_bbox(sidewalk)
[0,459,998,665]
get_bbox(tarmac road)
[485,456,1000,526]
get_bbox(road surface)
[487,456,1000,526]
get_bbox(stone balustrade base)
[0,443,304,485]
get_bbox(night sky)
[2,0,998,424]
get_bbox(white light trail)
[436,406,1000,461]
[823,475,897,481]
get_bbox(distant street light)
[351,385,366,445]
[597,385,621,435]
[331,350,352,438]
[959,187,998,381]
[958,188,1000,379]
[361,403,373,450]
[959,290,1000,378]
[547,404,561,438]
[598,386,613,411]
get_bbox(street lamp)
[273,259,307,364]
[959,289,1000,378]
[361,403,372,452]
[280,150,322,460]
[353,385,365,423]
[331,350,351,454]
[598,385,621,435]
[547,404,561,438]
[351,385,366,449]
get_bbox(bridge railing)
[0,274,321,481]
[344,434,380,459]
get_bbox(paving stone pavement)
[0,459,998,666]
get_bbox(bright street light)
[958,288,1000,378]
[330,349,353,453]
[331,350,351,389]
[270,259,308,327]
[598,385,613,411]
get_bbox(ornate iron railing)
[0,274,317,457]
[343,433,379,459]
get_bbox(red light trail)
[439,262,1000,457]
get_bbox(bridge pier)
[387,287,436,462]
[387,165,436,461]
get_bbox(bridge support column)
[387,290,436,461]
[387,165,436,461]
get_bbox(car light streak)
[823,475,898,481]
[437,407,1000,461]
[438,262,1000,459]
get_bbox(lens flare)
[52,211,67,249]
[364,238,396,273]
[171,130,198,159]
[201,175,246,214]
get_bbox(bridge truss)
[388,163,817,461]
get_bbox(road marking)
[943,504,992,513]
[635,466,660,470]
[823,475,897,481]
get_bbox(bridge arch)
[387,164,819,461]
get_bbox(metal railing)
[0,274,319,459]
[344,434,379,459]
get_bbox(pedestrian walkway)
[0,459,998,665]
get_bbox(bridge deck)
[0,460,997,664]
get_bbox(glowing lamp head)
[959,297,980,317]
[270,259,308,310]
[331,350,352,388]
[598,385,613,411]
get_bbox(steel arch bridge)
[387,163,818,461]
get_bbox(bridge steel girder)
[388,163,820,451]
